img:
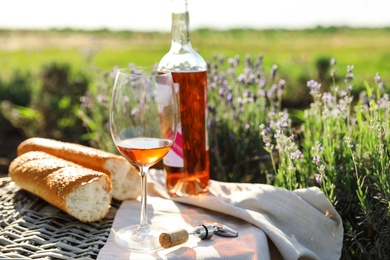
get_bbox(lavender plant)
[302,62,389,259]
[80,55,389,259]
[207,54,284,182]
[78,67,119,154]
[261,58,390,259]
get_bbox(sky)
[1,0,390,31]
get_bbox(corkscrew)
[159,222,238,249]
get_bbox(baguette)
[9,151,112,222]
[17,137,141,201]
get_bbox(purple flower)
[218,87,224,96]
[290,149,304,160]
[228,57,239,68]
[322,92,334,105]
[374,72,386,89]
[232,112,238,120]
[270,64,278,81]
[267,84,277,98]
[243,90,252,98]
[278,79,286,89]
[315,173,323,183]
[226,93,234,103]
[219,55,226,64]
[80,92,93,109]
[344,65,354,83]
[379,95,389,109]
[267,173,275,183]
[247,73,256,85]
[374,73,381,84]
[245,54,251,66]
[131,107,139,115]
[238,74,246,84]
[97,93,108,104]
[258,89,266,97]
[307,80,322,95]
[313,155,321,165]
[237,97,243,106]
[109,66,120,80]
[258,78,266,89]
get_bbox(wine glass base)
[114,224,164,253]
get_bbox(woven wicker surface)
[0,177,121,259]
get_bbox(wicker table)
[0,177,120,259]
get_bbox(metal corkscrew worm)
[159,222,239,249]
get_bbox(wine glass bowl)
[110,66,178,252]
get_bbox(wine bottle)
[158,0,209,196]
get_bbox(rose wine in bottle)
[158,0,209,196]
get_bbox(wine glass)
[110,66,178,252]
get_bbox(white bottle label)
[164,126,184,167]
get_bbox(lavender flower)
[80,91,93,109]
[311,142,324,165]
[131,107,139,116]
[307,80,322,96]
[379,94,389,109]
[109,66,120,80]
[270,64,278,81]
[258,78,266,89]
[219,55,226,64]
[226,93,234,103]
[260,124,273,149]
[313,155,322,165]
[267,173,275,183]
[290,149,304,160]
[345,65,354,83]
[278,79,286,90]
[245,54,252,67]
[374,72,386,89]
[218,87,225,96]
[97,93,108,104]
[237,74,246,84]
[315,173,323,183]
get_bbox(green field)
[1,27,390,95]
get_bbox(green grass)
[1,27,390,92]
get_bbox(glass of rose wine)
[109,66,178,252]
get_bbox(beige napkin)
[98,169,343,260]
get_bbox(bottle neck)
[159,0,207,71]
[170,0,191,47]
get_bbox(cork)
[159,229,189,249]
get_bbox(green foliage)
[77,69,117,153]
[2,28,390,97]
[1,62,90,143]
[0,70,33,136]
[316,56,331,83]
[207,54,280,183]
[37,62,88,140]
[262,61,390,259]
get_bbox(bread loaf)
[9,151,112,222]
[17,137,141,201]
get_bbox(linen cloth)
[98,169,343,260]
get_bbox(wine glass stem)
[139,166,150,233]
